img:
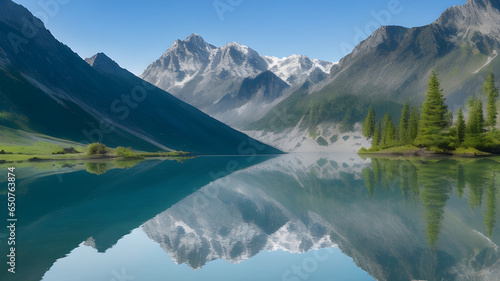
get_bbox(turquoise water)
[1,153,499,281]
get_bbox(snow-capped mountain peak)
[207,41,268,78]
[141,34,215,90]
[142,34,334,91]
[186,33,203,41]
[140,34,335,127]
[224,41,251,55]
[264,54,336,85]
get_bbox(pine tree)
[381,112,397,146]
[372,122,381,147]
[362,106,376,139]
[484,71,499,129]
[398,103,410,144]
[467,97,485,135]
[408,107,419,141]
[417,72,449,146]
[456,107,466,144]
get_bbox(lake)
[1,153,499,281]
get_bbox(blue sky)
[13,0,465,75]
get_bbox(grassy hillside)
[0,0,281,155]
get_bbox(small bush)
[330,135,339,144]
[114,147,139,158]
[87,143,108,155]
[359,147,368,153]
[316,137,328,146]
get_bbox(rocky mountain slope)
[321,0,500,108]
[0,0,280,155]
[248,0,500,152]
[141,34,334,127]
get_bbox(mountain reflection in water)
[5,154,499,281]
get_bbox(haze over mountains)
[141,34,335,127]
[0,0,280,155]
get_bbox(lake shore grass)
[358,145,493,158]
[0,141,193,166]
[0,126,194,164]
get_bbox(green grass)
[1,142,63,154]
[361,145,419,154]
[0,140,89,163]
[359,144,493,157]
[0,126,196,180]
[0,125,194,173]
[452,147,491,156]
[0,152,107,163]
[139,151,192,158]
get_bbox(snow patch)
[264,55,336,85]
[245,123,371,153]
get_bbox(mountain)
[0,0,280,155]
[141,34,334,127]
[84,52,130,79]
[140,154,500,280]
[265,54,336,85]
[320,0,500,107]
[247,0,500,152]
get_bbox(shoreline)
[0,153,195,164]
[359,147,495,159]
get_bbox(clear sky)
[13,0,465,75]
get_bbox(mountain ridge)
[247,0,500,152]
[324,0,500,106]
[84,52,131,79]
[141,34,334,127]
[0,0,280,155]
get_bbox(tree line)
[362,71,500,153]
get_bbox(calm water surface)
[1,153,499,281]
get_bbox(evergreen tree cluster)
[362,103,420,148]
[361,71,500,153]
